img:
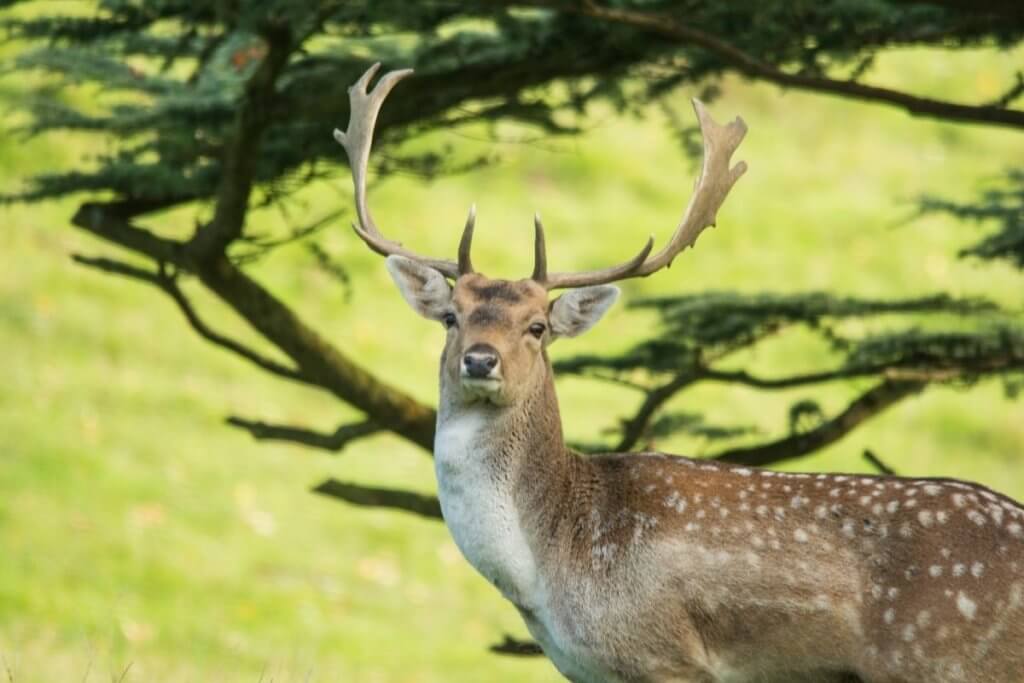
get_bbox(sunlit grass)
[1,44,1023,681]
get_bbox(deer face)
[386,256,619,406]
[337,65,745,402]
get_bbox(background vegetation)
[2,1,1023,680]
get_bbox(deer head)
[333,63,747,408]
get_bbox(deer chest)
[434,411,541,608]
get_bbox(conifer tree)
[4,0,1023,523]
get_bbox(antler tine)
[333,63,462,279]
[532,213,547,283]
[541,98,747,290]
[458,204,476,275]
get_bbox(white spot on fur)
[956,592,977,620]
[663,490,687,514]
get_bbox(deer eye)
[528,322,546,339]
[441,312,457,329]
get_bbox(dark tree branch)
[70,202,438,451]
[72,203,188,266]
[188,26,294,258]
[615,371,698,451]
[702,366,878,389]
[489,635,544,656]
[888,0,1024,20]
[863,448,898,476]
[527,1,1024,131]
[226,417,378,452]
[988,72,1024,108]
[71,253,311,385]
[711,381,926,467]
[157,270,311,385]
[702,359,1024,389]
[605,343,1024,454]
[71,254,162,285]
[312,479,443,520]
[195,255,437,450]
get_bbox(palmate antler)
[335,64,748,289]
[333,63,475,279]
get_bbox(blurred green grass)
[1,46,1023,681]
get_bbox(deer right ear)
[384,255,453,320]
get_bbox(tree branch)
[312,479,443,520]
[863,448,898,476]
[71,254,312,385]
[615,371,699,451]
[710,380,926,467]
[538,1,1024,131]
[157,269,311,385]
[489,635,544,656]
[195,255,437,450]
[226,417,378,452]
[71,254,162,285]
[72,203,188,266]
[70,203,438,451]
[188,26,294,258]
[701,360,1024,388]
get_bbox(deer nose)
[462,344,500,379]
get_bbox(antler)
[336,66,746,289]
[334,63,475,279]
[534,99,748,290]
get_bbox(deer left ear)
[549,285,620,339]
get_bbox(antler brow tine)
[334,63,467,279]
[539,98,747,289]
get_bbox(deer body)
[434,332,1024,682]
[335,64,1024,682]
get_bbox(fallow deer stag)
[334,63,1024,683]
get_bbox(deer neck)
[434,356,572,609]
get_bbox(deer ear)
[385,255,452,320]
[549,285,619,339]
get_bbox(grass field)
[1,44,1023,681]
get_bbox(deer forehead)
[452,275,549,324]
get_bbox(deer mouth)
[459,376,504,402]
